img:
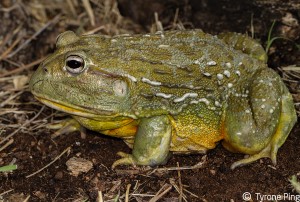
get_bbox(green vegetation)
[289,175,300,194]
[0,164,17,172]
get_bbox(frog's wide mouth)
[33,94,117,119]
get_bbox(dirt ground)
[0,0,300,201]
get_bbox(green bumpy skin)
[29,30,297,169]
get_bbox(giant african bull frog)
[29,30,297,169]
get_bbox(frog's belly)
[169,116,223,152]
[170,132,222,153]
[122,127,223,153]
[122,120,223,153]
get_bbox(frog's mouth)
[34,95,118,119]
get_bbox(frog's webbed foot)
[230,91,296,170]
[230,143,274,170]
[48,118,86,139]
[111,152,136,169]
[223,68,297,169]
[112,115,172,169]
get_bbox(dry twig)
[170,178,188,202]
[0,189,14,197]
[26,146,71,178]
[149,183,172,202]
[82,0,95,26]
[0,138,14,152]
[0,106,45,146]
[125,183,131,202]
[6,14,61,59]
[97,191,103,202]
[0,56,47,77]
[177,162,183,202]
[149,155,207,175]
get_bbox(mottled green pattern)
[30,30,297,168]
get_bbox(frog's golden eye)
[65,55,85,74]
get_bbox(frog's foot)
[111,152,136,169]
[230,142,274,170]
[48,118,86,139]
[222,68,297,169]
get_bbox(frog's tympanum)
[30,30,297,169]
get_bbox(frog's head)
[30,31,134,120]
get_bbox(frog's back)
[79,31,261,104]
[79,30,267,151]
[83,30,262,113]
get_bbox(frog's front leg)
[112,115,172,168]
[223,68,297,169]
[48,118,86,139]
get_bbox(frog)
[29,30,297,169]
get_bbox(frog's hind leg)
[222,68,297,169]
[218,32,268,63]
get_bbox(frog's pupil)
[67,60,82,69]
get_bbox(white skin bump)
[198,98,210,105]
[217,74,224,80]
[141,77,162,86]
[123,73,137,82]
[224,70,231,78]
[228,83,233,88]
[225,62,232,68]
[174,93,198,103]
[207,61,217,66]
[155,93,173,99]
[203,72,211,77]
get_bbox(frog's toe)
[230,143,275,170]
[48,118,86,139]
[111,152,136,169]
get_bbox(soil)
[0,0,300,201]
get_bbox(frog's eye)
[65,55,85,74]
